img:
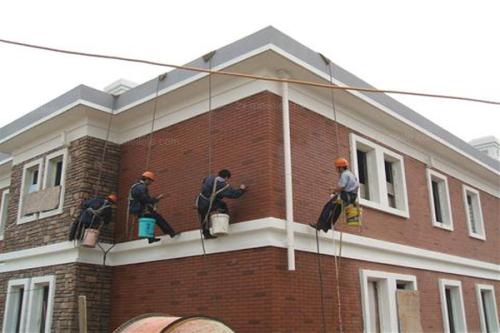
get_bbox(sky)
[0,0,499,143]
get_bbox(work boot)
[148,237,161,244]
[170,232,181,239]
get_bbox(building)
[0,27,499,332]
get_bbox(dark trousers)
[143,211,176,238]
[197,199,228,234]
[316,192,357,232]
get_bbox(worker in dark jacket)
[69,193,117,241]
[129,171,180,244]
[310,158,359,232]
[195,169,247,239]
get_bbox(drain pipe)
[278,70,295,271]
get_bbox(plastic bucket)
[345,205,361,226]
[82,229,100,248]
[210,213,229,236]
[138,218,156,238]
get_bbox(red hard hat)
[107,193,118,203]
[335,158,349,168]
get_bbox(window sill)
[17,214,38,224]
[359,198,409,219]
[432,222,454,231]
[469,233,486,241]
[39,207,63,220]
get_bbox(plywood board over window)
[22,186,61,215]
[396,290,423,333]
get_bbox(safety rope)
[321,53,345,333]
[315,229,327,333]
[196,50,223,319]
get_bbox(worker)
[310,158,359,232]
[69,193,117,241]
[128,171,180,244]
[195,169,247,239]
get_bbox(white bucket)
[210,213,230,236]
[82,229,99,248]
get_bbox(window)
[426,169,453,230]
[2,278,29,333]
[463,185,485,240]
[350,134,409,218]
[438,279,467,333]
[17,149,67,224]
[2,276,55,333]
[0,189,10,240]
[18,158,43,223]
[360,269,417,332]
[476,284,499,333]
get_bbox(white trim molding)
[475,284,500,333]
[25,275,56,333]
[426,168,454,231]
[463,185,486,240]
[0,189,10,240]
[359,269,417,333]
[438,278,468,333]
[0,219,498,282]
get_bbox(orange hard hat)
[107,193,118,203]
[335,158,349,168]
[142,171,156,181]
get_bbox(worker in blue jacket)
[129,171,180,244]
[69,193,117,241]
[195,169,247,239]
[310,158,359,232]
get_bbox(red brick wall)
[115,92,286,241]
[109,248,500,332]
[289,101,500,263]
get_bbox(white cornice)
[0,218,498,280]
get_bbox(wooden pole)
[78,295,87,333]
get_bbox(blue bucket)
[138,217,156,238]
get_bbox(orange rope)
[1,38,499,106]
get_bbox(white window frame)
[475,284,500,333]
[17,158,43,224]
[17,149,67,224]
[438,278,467,333]
[426,169,454,231]
[25,275,56,333]
[0,189,10,240]
[39,149,67,219]
[2,278,30,333]
[350,134,409,218]
[359,269,417,332]
[463,185,486,240]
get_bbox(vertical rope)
[145,74,165,170]
[207,58,213,176]
[316,230,327,333]
[94,109,114,197]
[322,54,345,333]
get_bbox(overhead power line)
[0,38,499,106]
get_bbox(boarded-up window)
[396,290,423,333]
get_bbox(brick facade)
[1,91,498,332]
[1,137,120,253]
[0,263,112,332]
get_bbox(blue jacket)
[128,181,159,214]
[80,197,112,227]
[197,176,245,209]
